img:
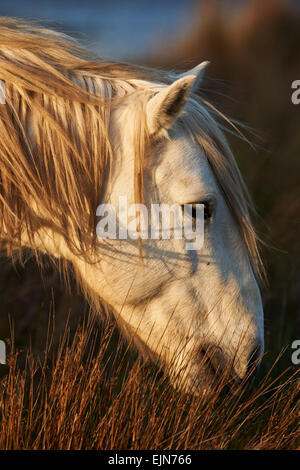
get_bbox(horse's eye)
[202,201,214,221]
[187,201,214,221]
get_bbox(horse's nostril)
[199,344,228,377]
[247,344,262,377]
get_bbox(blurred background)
[0,0,299,376]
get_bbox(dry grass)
[0,312,299,450]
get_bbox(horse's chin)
[170,350,244,396]
[179,371,218,397]
[173,369,236,397]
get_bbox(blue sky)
[0,0,198,60]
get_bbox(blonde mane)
[0,17,263,282]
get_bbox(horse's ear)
[146,75,196,135]
[146,61,209,135]
[178,61,209,94]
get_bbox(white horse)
[0,18,264,393]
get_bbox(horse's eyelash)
[181,201,214,221]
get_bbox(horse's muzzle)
[198,341,263,390]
